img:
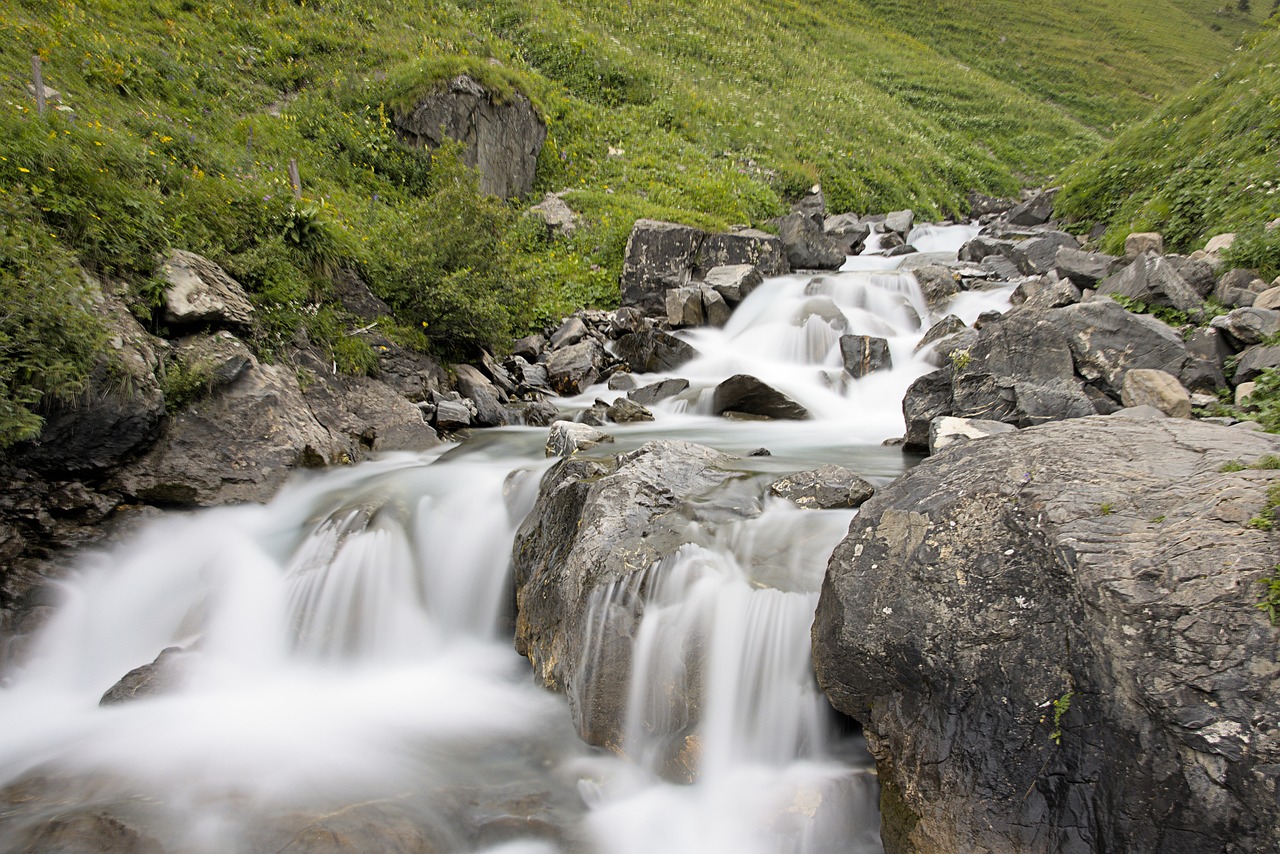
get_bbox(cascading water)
[0,225,1011,852]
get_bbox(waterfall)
[0,225,1012,852]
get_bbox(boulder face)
[394,74,545,199]
[812,416,1280,854]
[160,250,255,333]
[512,440,755,746]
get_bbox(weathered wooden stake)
[288,158,302,199]
[31,55,46,117]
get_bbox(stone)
[1214,268,1267,308]
[778,212,846,270]
[710,375,809,420]
[511,333,546,361]
[1006,188,1057,226]
[605,397,654,423]
[1166,255,1217,298]
[839,335,893,379]
[967,191,1016,219]
[628,378,690,407]
[607,372,636,391]
[1047,299,1188,398]
[527,191,577,236]
[665,287,705,328]
[1210,307,1280,347]
[980,253,1021,281]
[768,464,875,509]
[160,249,255,333]
[1016,232,1079,276]
[883,209,914,237]
[1179,327,1231,394]
[620,220,786,316]
[703,264,763,304]
[1235,382,1258,406]
[1010,275,1082,311]
[544,421,614,457]
[100,646,190,705]
[1233,344,1280,384]
[1124,231,1164,256]
[902,369,955,451]
[8,812,165,854]
[912,265,960,309]
[610,307,646,338]
[927,415,1016,454]
[1099,252,1205,315]
[549,316,588,350]
[453,363,509,427]
[915,315,968,354]
[823,214,870,255]
[813,417,1280,854]
[514,441,754,745]
[520,398,560,427]
[1253,286,1280,311]
[546,340,605,395]
[700,287,733,327]
[394,74,545,198]
[613,329,699,373]
[1119,369,1192,418]
[1054,246,1116,288]
[1203,232,1236,258]
[433,398,473,431]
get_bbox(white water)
[0,226,1010,852]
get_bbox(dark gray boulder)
[1047,298,1189,398]
[823,214,870,255]
[546,340,605,395]
[1234,344,1280,384]
[778,212,846,270]
[1214,268,1268,308]
[549,316,588,350]
[768,464,874,509]
[839,335,893,379]
[1100,252,1206,315]
[902,369,955,451]
[1015,232,1079,276]
[453,363,509,427]
[1006,188,1058,226]
[813,416,1280,854]
[711,375,809,420]
[513,440,755,745]
[394,73,545,199]
[912,265,960,309]
[1210,307,1280,348]
[1010,275,1082,311]
[612,328,698,373]
[628,378,690,407]
[1054,246,1116,288]
[914,315,967,355]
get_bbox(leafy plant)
[160,356,212,414]
[1050,690,1074,745]
[1248,482,1280,531]
[1258,565,1280,626]
[1099,502,1115,516]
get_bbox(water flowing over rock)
[393,74,545,199]
[813,416,1280,854]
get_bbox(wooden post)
[31,55,45,117]
[288,158,302,200]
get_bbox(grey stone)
[1054,246,1116,288]
[778,212,846,270]
[100,647,190,705]
[703,264,763,304]
[915,315,968,354]
[1047,299,1188,397]
[768,464,875,509]
[913,265,960,309]
[628,378,690,407]
[607,372,636,391]
[700,287,733,327]
[813,417,1280,854]
[927,415,1016,454]
[520,398,560,427]
[902,369,955,451]
[453,363,509,427]
[612,329,699,373]
[1010,275,1082,311]
[394,73,545,198]
[1017,232,1079,276]
[544,420,614,458]
[549,316,588,350]
[433,398,473,431]
[527,191,576,236]
[1119,369,1192,418]
[883,209,915,237]
[1124,231,1164,256]
[1006,189,1057,226]
[160,249,255,333]
[546,340,605,395]
[1210,307,1280,347]
[605,397,654,423]
[665,287,705,328]
[511,334,546,361]
[1253,286,1280,311]
[1234,345,1280,384]
[1099,252,1205,315]
[710,375,809,420]
[839,335,893,379]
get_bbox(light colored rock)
[1120,369,1192,418]
[768,464,875,509]
[544,420,614,457]
[1124,232,1164,257]
[703,264,763,304]
[1251,286,1280,311]
[700,287,733,327]
[1203,233,1237,258]
[527,192,577,236]
[1235,382,1258,407]
[665,287,705,328]
[160,250,255,332]
[927,416,1016,454]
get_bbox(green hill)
[1056,20,1280,269]
[0,0,1258,444]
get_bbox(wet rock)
[700,287,733,328]
[609,307,646,338]
[1047,299,1188,398]
[8,811,165,854]
[839,335,893,380]
[1099,252,1205,315]
[711,375,809,420]
[912,265,960,309]
[394,74,545,199]
[883,209,914,238]
[574,401,609,427]
[778,212,845,270]
[1210,307,1280,348]
[628,378,690,407]
[665,287,705,328]
[1119,369,1192,418]
[927,415,1016,454]
[1015,232,1079,276]
[520,398,560,427]
[100,646,190,705]
[915,316,967,354]
[605,397,654,424]
[703,264,763,304]
[160,249,255,333]
[980,253,1021,280]
[902,369,955,451]
[1053,246,1116,288]
[607,373,636,391]
[544,421,614,458]
[514,441,753,745]
[813,417,1280,854]
[546,340,604,396]
[245,801,453,854]
[768,464,874,509]
[1124,231,1164,256]
[549,317,588,350]
[1006,188,1057,226]
[823,214,870,255]
[613,329,698,373]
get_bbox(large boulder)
[620,220,786,316]
[711,374,809,420]
[546,340,605,395]
[813,417,1280,854]
[1099,252,1205,315]
[452,363,509,427]
[778,212,845,270]
[512,441,756,746]
[612,328,698,373]
[1006,189,1058,226]
[160,250,255,333]
[393,74,545,199]
[1046,298,1188,398]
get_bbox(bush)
[0,190,107,447]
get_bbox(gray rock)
[1210,307,1280,348]
[546,340,605,395]
[813,417,1280,854]
[609,307,646,338]
[1253,286,1280,311]
[549,316,588,350]
[839,335,893,379]
[665,287,705,328]
[1234,344,1280,384]
[703,264,763,304]
[700,287,733,327]
[967,191,1016,219]
[1006,189,1057,226]
[1215,268,1268,308]
[769,464,875,509]
[902,369,955,451]
[823,214,870,255]
[1124,231,1164,256]
[1016,232,1079,276]
[915,315,968,354]
[514,441,752,745]
[544,420,614,458]
[1100,252,1205,315]
[883,209,915,237]
[778,212,846,270]
[607,372,636,391]
[1047,298,1188,397]
[433,398,473,431]
[160,249,255,333]
[711,375,809,420]
[520,398,560,427]
[605,397,654,423]
[612,329,698,373]
[927,415,1016,454]
[453,363,509,427]
[1166,255,1217,298]
[913,265,960,309]
[394,73,545,198]
[511,334,546,361]
[1119,369,1192,418]
[1054,246,1116,288]
[620,220,786,316]
[628,378,690,407]
[1010,275,1082,311]
[527,191,577,236]
[980,253,1022,281]
[1181,327,1233,393]
[100,646,190,705]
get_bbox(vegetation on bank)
[1057,21,1280,259]
[0,0,1261,446]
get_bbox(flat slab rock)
[769,464,874,509]
[813,415,1280,854]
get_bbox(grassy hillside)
[1056,21,1280,267]
[0,0,1255,445]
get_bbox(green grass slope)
[0,0,1256,444]
[1056,21,1280,266]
